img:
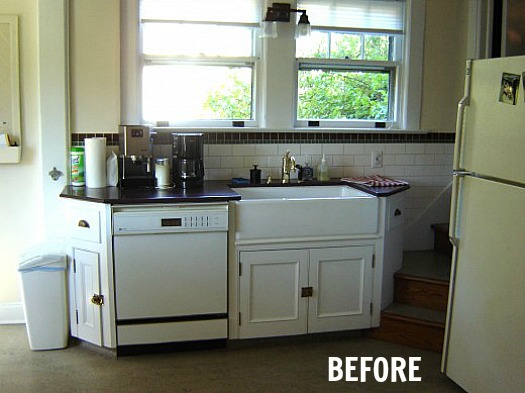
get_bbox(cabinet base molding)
[227,329,365,349]
[74,337,117,358]
[117,318,228,346]
[117,338,226,356]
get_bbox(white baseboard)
[0,302,25,324]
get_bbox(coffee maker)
[172,133,204,188]
[118,125,155,187]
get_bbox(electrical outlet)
[371,151,383,168]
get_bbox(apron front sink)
[232,186,379,241]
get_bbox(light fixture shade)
[260,20,278,38]
[295,13,311,39]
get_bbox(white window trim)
[121,0,426,132]
[120,0,141,125]
[400,0,425,132]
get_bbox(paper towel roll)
[85,137,107,188]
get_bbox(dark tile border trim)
[71,133,119,146]
[71,132,454,146]
[203,131,455,144]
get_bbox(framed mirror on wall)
[0,15,21,163]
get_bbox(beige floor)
[0,325,464,392]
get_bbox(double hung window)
[140,0,261,127]
[295,0,406,128]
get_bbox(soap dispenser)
[317,154,330,181]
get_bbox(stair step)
[396,251,450,311]
[431,222,449,235]
[368,303,445,353]
[394,276,449,312]
[383,303,446,326]
[399,250,451,282]
[431,223,453,257]
[369,249,451,352]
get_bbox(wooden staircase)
[368,223,452,352]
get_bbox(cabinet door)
[239,249,309,339]
[308,246,374,333]
[73,248,102,346]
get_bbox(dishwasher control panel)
[113,205,228,235]
[161,214,224,229]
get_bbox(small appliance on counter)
[118,125,155,188]
[154,157,171,189]
[172,132,204,189]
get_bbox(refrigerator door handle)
[452,60,473,171]
[442,172,465,372]
[449,171,474,243]
[448,171,471,242]
[453,98,469,170]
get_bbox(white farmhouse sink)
[232,186,379,242]
[233,185,369,200]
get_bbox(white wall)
[0,0,42,320]
[421,0,469,132]
[69,0,120,133]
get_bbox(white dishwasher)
[112,203,228,354]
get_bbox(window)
[124,0,423,131]
[295,0,406,128]
[139,0,262,127]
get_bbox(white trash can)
[18,251,68,351]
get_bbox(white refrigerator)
[442,55,525,392]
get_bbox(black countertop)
[228,180,410,197]
[60,181,241,204]
[60,179,409,204]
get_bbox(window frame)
[294,27,403,129]
[138,15,261,128]
[121,0,425,132]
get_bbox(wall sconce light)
[260,3,311,39]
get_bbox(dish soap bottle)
[317,154,330,181]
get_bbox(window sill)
[153,126,428,134]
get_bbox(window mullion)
[143,55,257,66]
[298,58,399,70]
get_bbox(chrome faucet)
[281,150,296,183]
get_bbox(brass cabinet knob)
[301,287,313,297]
[78,219,90,228]
[91,294,104,306]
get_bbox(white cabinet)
[239,249,309,338]
[64,200,116,349]
[229,190,408,340]
[308,246,374,333]
[72,248,102,346]
[238,246,375,339]
[380,194,405,309]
